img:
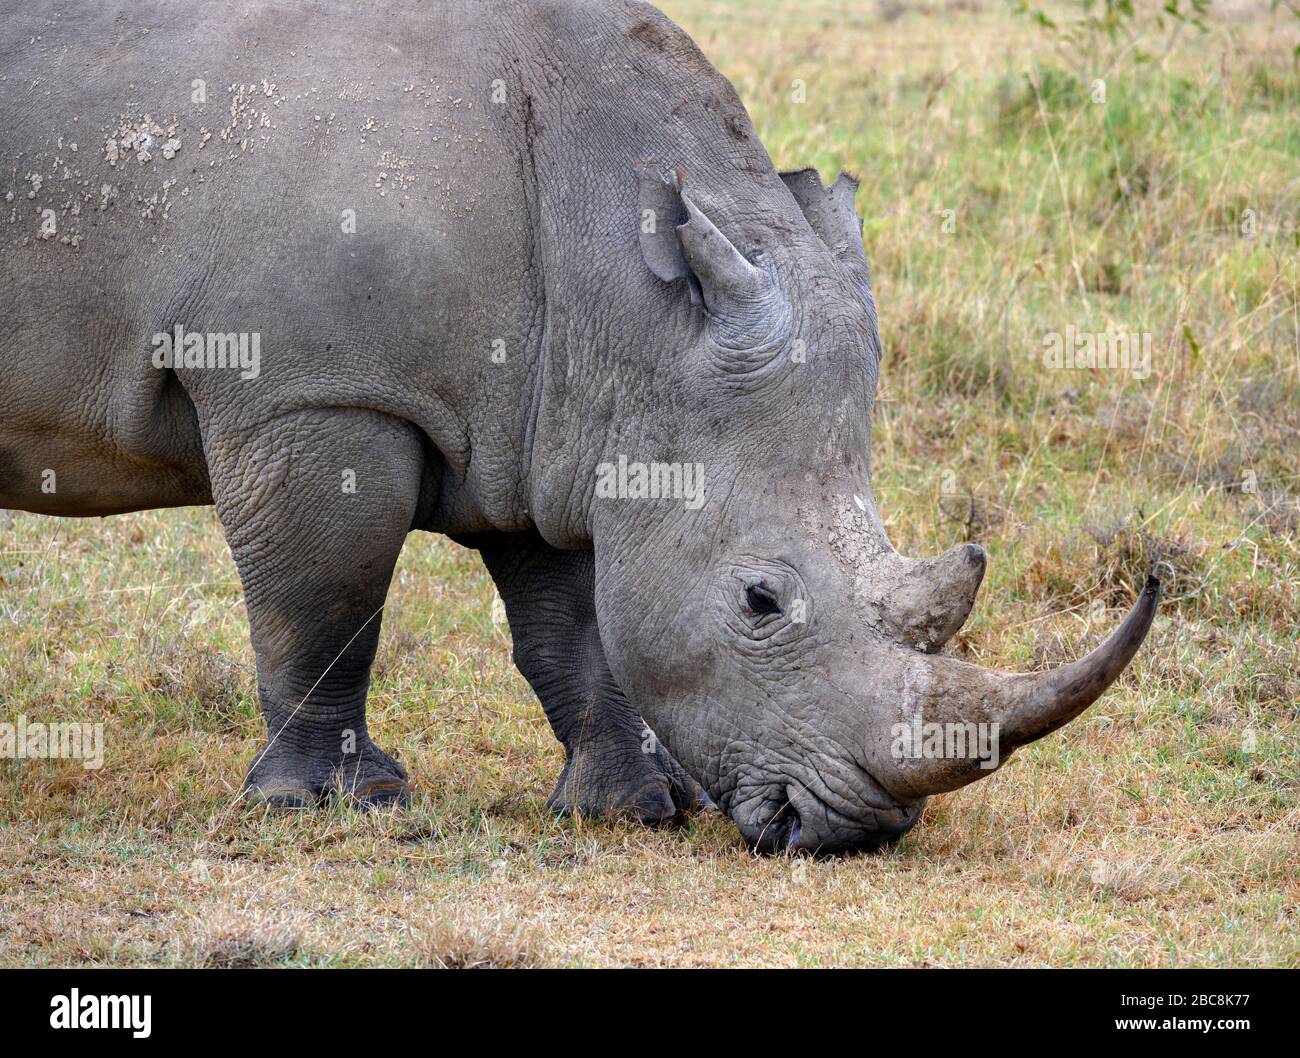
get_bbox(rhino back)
[0,0,784,536]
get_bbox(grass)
[1,0,1296,966]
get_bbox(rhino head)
[584,165,1159,854]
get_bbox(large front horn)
[880,577,1161,798]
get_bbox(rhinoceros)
[0,0,1158,853]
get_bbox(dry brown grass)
[187,906,304,969]
[409,905,546,968]
[0,0,1296,966]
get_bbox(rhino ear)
[637,164,775,319]
[780,168,866,261]
[638,164,694,289]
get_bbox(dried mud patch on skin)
[103,114,182,168]
[3,107,194,251]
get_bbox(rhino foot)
[546,737,714,825]
[242,738,409,810]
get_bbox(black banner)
[0,968,1288,1044]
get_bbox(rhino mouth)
[752,798,802,854]
[738,774,923,856]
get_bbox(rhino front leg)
[469,533,710,824]
[205,408,421,809]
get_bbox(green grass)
[0,0,1296,966]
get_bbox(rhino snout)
[733,781,926,856]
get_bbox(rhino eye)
[745,582,782,617]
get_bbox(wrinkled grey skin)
[0,0,1157,853]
